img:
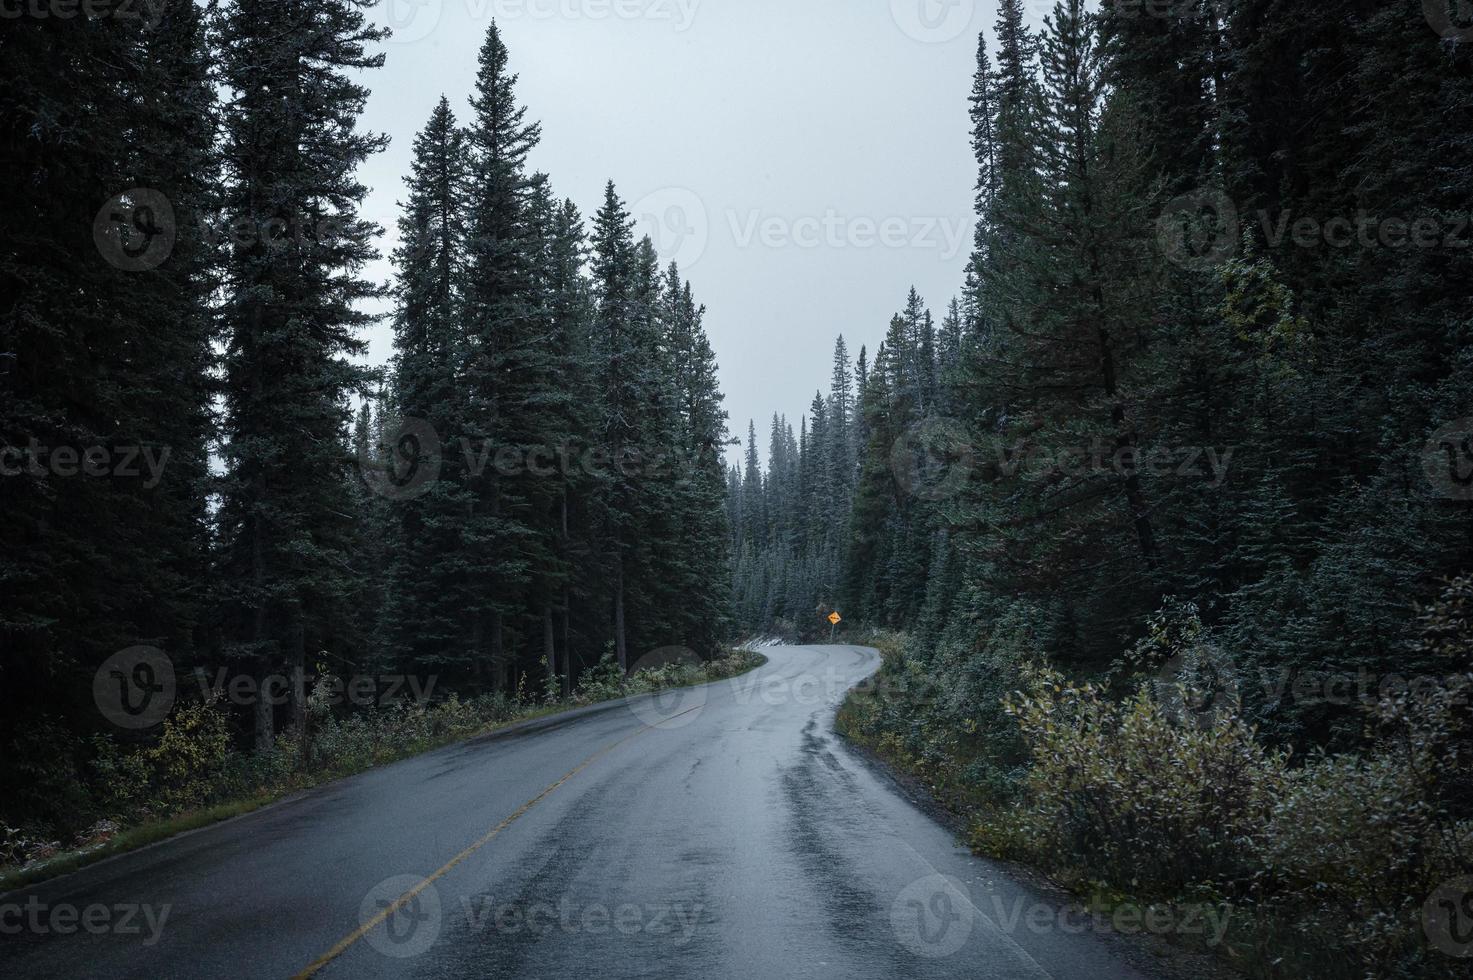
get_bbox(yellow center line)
[293,704,701,979]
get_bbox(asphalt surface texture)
[0,645,1174,979]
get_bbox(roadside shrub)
[92,700,231,819]
[1252,581,1473,976]
[702,649,764,680]
[572,648,759,706]
[991,579,1473,975]
[573,653,627,704]
[840,625,1030,815]
[1002,667,1288,895]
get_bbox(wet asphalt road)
[0,645,1158,979]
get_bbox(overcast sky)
[355,0,1023,466]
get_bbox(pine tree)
[542,196,596,692]
[215,0,388,746]
[1097,0,1217,189]
[460,22,545,690]
[588,184,652,670]
[829,336,855,499]
[663,264,733,654]
[383,97,473,679]
[741,420,766,550]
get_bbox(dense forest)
[3,1,1473,975]
[734,2,1473,975]
[735,0,1473,748]
[1,12,731,837]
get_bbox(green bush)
[1002,667,1288,895]
[842,577,1473,978]
[839,626,1029,815]
[92,700,231,819]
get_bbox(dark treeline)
[1,11,730,834]
[736,0,1473,750]
[727,335,862,631]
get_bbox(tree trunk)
[560,592,573,698]
[251,520,273,751]
[287,605,306,735]
[559,492,572,697]
[470,610,485,692]
[491,610,506,692]
[614,555,628,674]
[1091,262,1159,568]
[253,672,274,751]
[543,603,557,694]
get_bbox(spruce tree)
[215,0,388,745]
[383,97,473,679]
[460,22,544,689]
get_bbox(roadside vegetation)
[1,648,762,892]
[838,579,1472,980]
[729,4,1473,977]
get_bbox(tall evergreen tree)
[215,0,388,746]
[383,97,473,679]
[663,264,735,653]
[459,22,544,689]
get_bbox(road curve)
[0,645,1160,979]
